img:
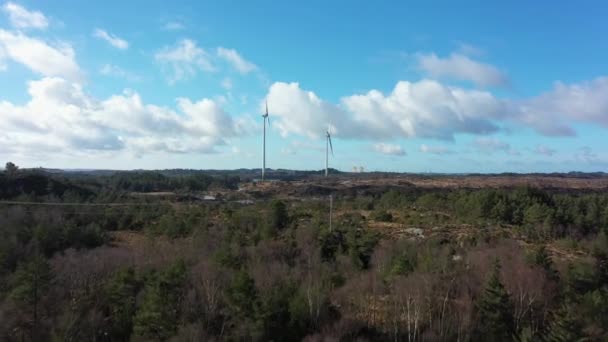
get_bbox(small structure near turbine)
[261,101,270,180]
[325,124,334,177]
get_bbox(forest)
[1,164,608,341]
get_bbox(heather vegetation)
[1,166,608,341]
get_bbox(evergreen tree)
[475,259,515,341]
[5,161,18,177]
[545,303,587,342]
[535,245,559,281]
[133,260,187,340]
[10,255,52,339]
[271,200,289,230]
[226,270,261,339]
[104,268,139,340]
[227,270,258,317]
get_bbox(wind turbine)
[325,124,333,177]
[262,101,270,180]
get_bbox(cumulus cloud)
[93,28,129,50]
[266,74,608,142]
[217,47,257,74]
[342,80,506,139]
[532,145,556,156]
[373,143,406,156]
[0,29,83,81]
[265,82,352,139]
[155,39,214,83]
[2,2,48,29]
[265,80,508,141]
[100,64,140,82]
[519,77,608,136]
[417,53,508,87]
[0,77,241,156]
[419,144,453,155]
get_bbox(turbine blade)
[267,115,270,126]
[266,100,268,115]
[328,136,334,156]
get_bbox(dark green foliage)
[5,162,18,174]
[226,270,258,318]
[370,209,393,222]
[133,260,188,340]
[2,174,608,340]
[563,262,597,300]
[103,268,139,340]
[534,245,559,281]
[270,200,289,230]
[319,229,347,262]
[346,228,379,269]
[258,281,308,341]
[0,172,95,201]
[386,245,417,277]
[475,259,514,341]
[378,189,408,209]
[263,200,289,238]
[545,303,587,342]
[149,212,190,238]
[10,255,52,338]
[108,170,239,192]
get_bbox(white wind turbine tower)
[262,101,270,180]
[325,124,334,177]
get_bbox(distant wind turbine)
[325,124,334,177]
[262,101,270,180]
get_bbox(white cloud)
[417,53,508,87]
[266,80,507,140]
[155,39,214,83]
[93,28,129,50]
[519,77,608,136]
[265,82,351,139]
[532,145,556,156]
[162,21,185,31]
[267,75,608,141]
[0,77,241,156]
[100,64,140,82]
[341,80,505,140]
[0,29,83,81]
[419,144,453,155]
[373,143,406,156]
[217,47,257,74]
[2,2,48,30]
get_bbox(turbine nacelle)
[262,101,270,123]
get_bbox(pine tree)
[133,260,187,340]
[475,258,515,341]
[545,303,587,342]
[104,268,139,340]
[10,255,52,339]
[227,270,258,317]
[535,245,559,281]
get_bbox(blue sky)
[0,1,607,172]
